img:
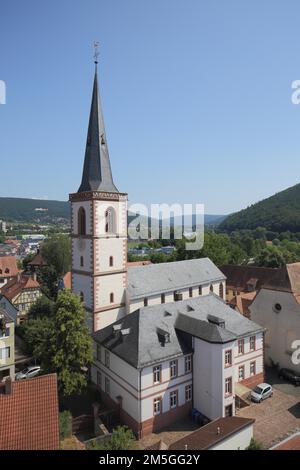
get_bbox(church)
[69,62,265,438]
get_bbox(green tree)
[49,289,93,396]
[28,295,54,320]
[254,246,286,268]
[41,234,71,277]
[246,438,263,450]
[59,411,72,440]
[87,426,135,451]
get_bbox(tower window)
[109,256,114,267]
[210,284,214,293]
[110,293,114,303]
[78,207,86,235]
[105,207,116,233]
[219,283,224,298]
[80,256,84,267]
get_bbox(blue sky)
[1,0,300,214]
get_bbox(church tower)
[69,60,128,333]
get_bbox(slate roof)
[127,258,225,300]
[78,68,119,193]
[93,294,264,368]
[0,374,60,450]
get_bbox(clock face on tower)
[77,237,86,252]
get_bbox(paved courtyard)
[237,386,300,448]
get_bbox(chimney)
[17,272,21,282]
[217,426,220,435]
[32,272,37,282]
[5,377,12,395]
[184,444,188,450]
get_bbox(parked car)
[279,368,300,386]
[250,383,273,403]
[15,366,41,380]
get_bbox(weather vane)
[94,41,100,64]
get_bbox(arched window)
[210,284,214,293]
[105,207,116,234]
[109,256,114,267]
[80,256,84,267]
[110,293,114,304]
[219,283,224,299]
[78,207,86,235]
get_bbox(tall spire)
[78,50,118,193]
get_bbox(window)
[170,360,177,379]
[273,303,282,313]
[161,293,165,304]
[250,361,256,376]
[153,365,161,384]
[97,371,101,387]
[210,284,214,293]
[225,377,232,396]
[170,390,178,409]
[225,404,233,417]
[250,336,256,351]
[105,350,110,368]
[185,384,192,402]
[80,256,84,267]
[198,286,202,295]
[80,292,84,302]
[105,207,116,233]
[189,287,193,298]
[185,355,192,373]
[238,366,245,381]
[105,377,110,395]
[78,207,86,235]
[238,339,244,355]
[96,344,101,361]
[109,256,114,267]
[144,298,148,307]
[110,293,114,304]
[225,350,232,367]
[153,397,162,416]
[219,283,224,298]
[0,347,10,360]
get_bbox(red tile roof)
[28,251,47,267]
[0,374,60,450]
[1,274,40,300]
[0,256,19,278]
[63,271,71,289]
[272,434,300,450]
[168,417,254,450]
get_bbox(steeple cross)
[94,41,100,64]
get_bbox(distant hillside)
[0,197,69,222]
[0,197,226,227]
[219,183,300,233]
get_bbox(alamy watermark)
[291,339,300,365]
[0,80,6,104]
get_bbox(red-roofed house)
[0,374,60,450]
[0,256,20,289]
[1,273,42,321]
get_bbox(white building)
[91,295,264,438]
[250,263,300,374]
[70,61,265,438]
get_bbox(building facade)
[92,296,264,438]
[0,309,15,382]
